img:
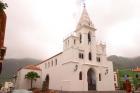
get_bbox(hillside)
[0,58,41,83]
[108,55,140,70]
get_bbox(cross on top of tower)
[81,0,86,8]
[76,0,95,31]
[83,2,86,8]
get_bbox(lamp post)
[0,1,7,74]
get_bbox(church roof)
[133,67,140,72]
[18,65,42,71]
[36,52,63,66]
[24,65,42,71]
[76,6,94,30]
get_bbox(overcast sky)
[3,0,140,59]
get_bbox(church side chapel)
[15,5,115,91]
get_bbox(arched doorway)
[42,75,49,91]
[45,75,49,89]
[87,68,96,90]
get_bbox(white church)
[15,6,115,91]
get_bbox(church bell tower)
[75,4,97,63]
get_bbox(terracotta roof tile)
[133,68,140,72]
[23,65,42,71]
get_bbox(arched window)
[79,53,84,59]
[114,75,116,81]
[88,32,91,43]
[55,59,57,65]
[51,61,53,66]
[114,83,117,88]
[89,52,92,60]
[68,40,69,45]
[45,75,49,89]
[81,54,84,59]
[48,62,50,67]
[79,53,81,58]
[79,72,82,80]
[96,57,101,62]
[80,34,82,43]
[99,73,101,81]
[45,63,47,69]
[74,39,76,44]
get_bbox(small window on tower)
[88,52,92,60]
[74,39,76,45]
[79,53,81,58]
[79,53,84,59]
[99,73,101,81]
[88,32,91,44]
[79,72,82,80]
[80,34,82,43]
[96,57,101,62]
[81,54,84,59]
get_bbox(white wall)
[15,69,42,89]
[96,61,115,91]
[36,35,115,91]
[31,7,115,91]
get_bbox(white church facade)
[15,7,115,91]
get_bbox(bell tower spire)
[83,0,86,8]
[76,2,94,31]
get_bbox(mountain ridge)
[108,55,140,70]
[0,58,41,83]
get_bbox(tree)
[25,71,40,89]
[0,1,8,11]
